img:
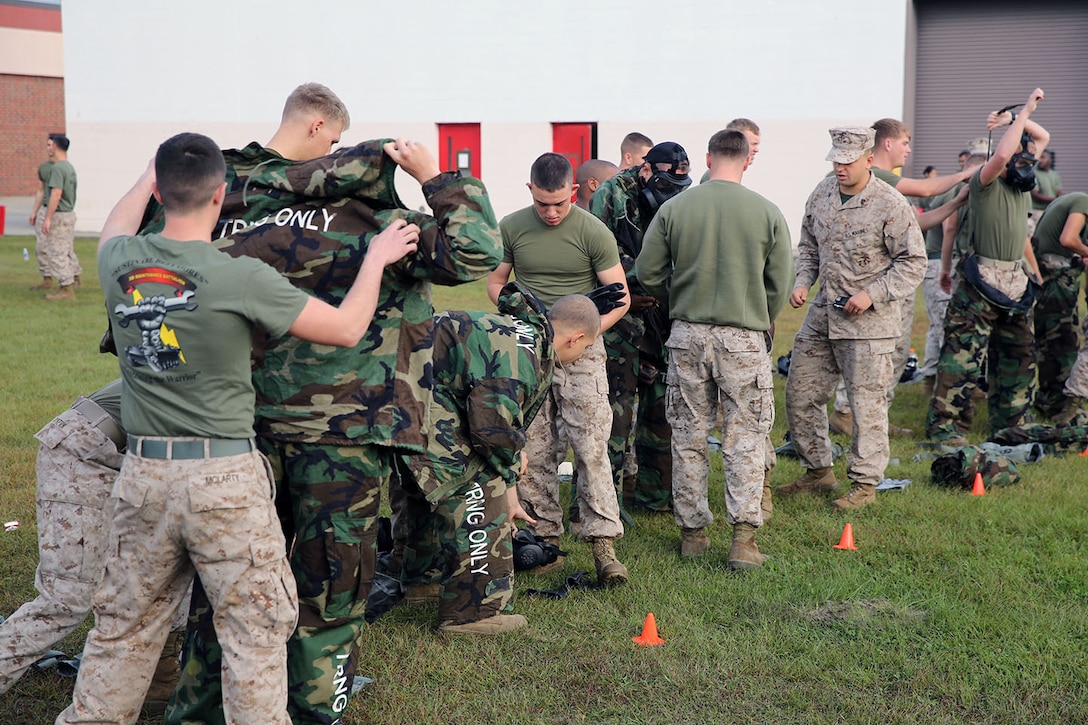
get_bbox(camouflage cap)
[965,137,990,159]
[825,127,875,164]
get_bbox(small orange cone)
[833,523,858,550]
[969,472,986,496]
[633,612,664,646]
[1079,445,1088,457]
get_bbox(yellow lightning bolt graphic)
[132,289,186,364]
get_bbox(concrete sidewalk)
[0,196,37,237]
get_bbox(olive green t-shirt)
[872,167,902,188]
[1034,192,1088,258]
[499,205,620,305]
[968,169,1030,261]
[99,233,309,439]
[1032,168,1063,210]
[46,160,77,212]
[923,187,957,258]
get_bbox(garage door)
[908,0,1088,193]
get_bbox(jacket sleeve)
[464,377,531,486]
[397,172,502,285]
[865,198,927,305]
[795,192,821,291]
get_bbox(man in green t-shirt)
[1031,192,1088,422]
[927,88,1050,444]
[55,132,418,725]
[487,152,631,586]
[1030,150,1063,224]
[39,134,83,301]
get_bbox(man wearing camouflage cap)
[589,141,692,514]
[780,127,925,511]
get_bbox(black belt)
[127,435,254,460]
[71,397,127,452]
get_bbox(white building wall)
[63,0,909,236]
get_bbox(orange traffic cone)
[833,523,858,550]
[1079,445,1088,457]
[633,612,664,646]
[969,472,986,496]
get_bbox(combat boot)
[404,582,440,605]
[777,467,837,495]
[1051,396,1086,425]
[761,469,773,521]
[831,483,876,511]
[141,630,183,717]
[828,409,853,435]
[525,536,565,576]
[591,537,628,585]
[438,613,527,635]
[44,284,75,301]
[728,522,766,571]
[29,276,54,291]
[922,375,935,398]
[888,423,914,436]
[680,527,710,557]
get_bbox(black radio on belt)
[832,295,850,310]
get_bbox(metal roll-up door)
[908,0,1088,193]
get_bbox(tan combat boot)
[592,537,629,585]
[525,536,565,576]
[439,613,527,635]
[30,276,54,291]
[777,467,838,495]
[141,630,183,717]
[831,483,876,511]
[761,469,773,521]
[828,409,853,435]
[728,522,766,571]
[44,284,75,301]
[1052,396,1086,425]
[888,423,914,436]
[680,527,710,557]
[404,582,440,605]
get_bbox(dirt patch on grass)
[801,599,927,625]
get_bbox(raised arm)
[980,88,1047,187]
[99,161,157,250]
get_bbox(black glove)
[585,282,627,315]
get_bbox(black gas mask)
[1004,152,1037,193]
[639,141,692,216]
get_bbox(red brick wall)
[0,74,66,195]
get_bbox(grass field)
[1,235,1086,724]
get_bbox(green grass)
[1,235,1086,724]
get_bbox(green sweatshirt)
[635,179,793,331]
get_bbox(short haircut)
[549,294,601,337]
[923,165,936,175]
[575,159,619,200]
[155,133,227,214]
[708,129,749,160]
[530,153,573,191]
[726,118,760,136]
[620,132,653,158]
[872,118,910,146]
[958,150,969,158]
[282,82,350,131]
[48,133,70,151]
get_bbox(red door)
[437,123,481,180]
[552,123,597,174]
